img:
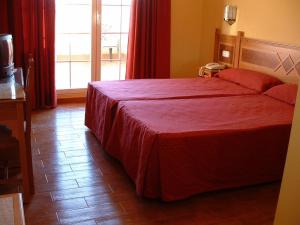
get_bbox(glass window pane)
[101,61,120,81]
[120,60,126,80]
[122,0,132,6]
[101,34,120,60]
[71,62,91,88]
[70,34,91,61]
[102,0,121,6]
[56,0,92,90]
[102,6,121,33]
[56,34,70,61]
[120,34,128,61]
[67,0,90,4]
[121,6,130,32]
[55,5,70,33]
[58,0,89,4]
[100,2,131,81]
[63,5,91,33]
[56,62,70,90]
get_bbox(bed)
[85,77,259,147]
[105,93,295,201]
[85,30,249,147]
[85,30,300,201]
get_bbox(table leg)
[15,103,32,203]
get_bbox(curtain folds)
[126,0,171,79]
[33,0,56,108]
[0,0,56,109]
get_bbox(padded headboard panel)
[213,29,244,68]
[238,37,300,84]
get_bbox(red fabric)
[264,83,298,105]
[218,68,282,92]
[0,1,9,33]
[125,0,171,79]
[0,0,56,108]
[32,0,56,108]
[106,95,294,201]
[0,1,25,67]
[85,78,257,146]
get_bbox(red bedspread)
[85,78,257,146]
[106,95,294,201]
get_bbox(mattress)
[105,95,294,201]
[85,78,257,147]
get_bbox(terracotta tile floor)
[20,103,280,224]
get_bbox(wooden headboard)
[238,37,300,84]
[214,29,300,84]
[213,29,244,68]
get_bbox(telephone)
[204,63,226,70]
[198,63,226,77]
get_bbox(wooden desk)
[0,70,34,203]
[0,193,26,225]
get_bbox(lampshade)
[224,5,237,25]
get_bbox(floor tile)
[51,185,111,201]
[14,103,280,225]
[57,204,124,224]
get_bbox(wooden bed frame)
[214,29,244,68]
[214,29,300,84]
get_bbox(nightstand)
[198,66,223,78]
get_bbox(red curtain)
[126,0,171,79]
[32,0,56,108]
[0,0,25,67]
[0,0,56,109]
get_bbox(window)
[55,0,92,90]
[55,0,131,91]
[100,0,131,81]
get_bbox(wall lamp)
[224,5,237,25]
